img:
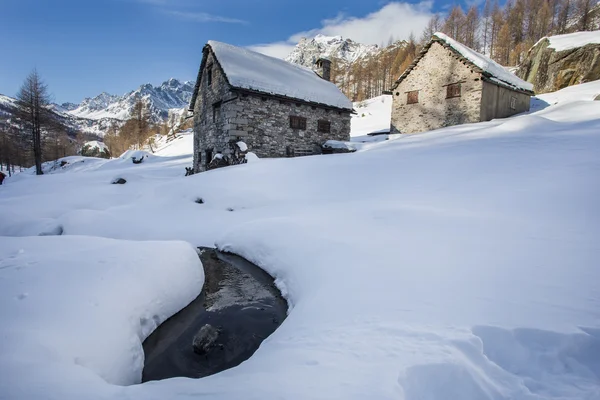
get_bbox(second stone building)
[389,32,534,134]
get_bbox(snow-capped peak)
[286,35,379,68]
[67,79,194,123]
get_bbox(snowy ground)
[1,81,600,399]
[351,94,392,140]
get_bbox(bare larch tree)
[16,69,52,175]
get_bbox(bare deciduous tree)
[15,69,52,175]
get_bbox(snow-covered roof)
[392,33,533,94]
[191,41,352,111]
[432,33,533,92]
[545,31,600,51]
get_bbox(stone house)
[189,41,353,172]
[389,32,534,134]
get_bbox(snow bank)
[0,81,599,399]
[546,30,600,51]
[0,236,203,395]
[434,32,534,92]
[209,41,352,110]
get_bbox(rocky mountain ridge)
[65,78,194,127]
[285,34,381,68]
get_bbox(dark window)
[407,90,419,104]
[207,66,213,86]
[205,149,213,165]
[446,83,461,98]
[317,120,331,133]
[289,116,307,130]
[212,102,221,122]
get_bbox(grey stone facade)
[192,49,351,172]
[390,40,532,135]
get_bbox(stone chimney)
[315,57,331,82]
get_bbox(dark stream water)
[142,247,288,382]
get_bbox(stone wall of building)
[480,81,531,121]
[390,42,483,134]
[224,93,350,158]
[193,49,351,172]
[193,51,233,172]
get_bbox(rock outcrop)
[517,37,600,94]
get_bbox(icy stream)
[142,248,288,381]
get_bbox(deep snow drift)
[1,81,600,399]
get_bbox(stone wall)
[193,49,351,172]
[516,39,600,94]
[390,42,483,134]
[480,81,531,121]
[224,93,350,158]
[193,51,233,172]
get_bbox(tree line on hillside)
[333,0,599,102]
[103,99,171,156]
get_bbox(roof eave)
[481,74,535,96]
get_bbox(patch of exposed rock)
[517,38,600,93]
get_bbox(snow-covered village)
[1,1,600,399]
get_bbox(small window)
[407,90,419,104]
[446,83,461,99]
[510,96,517,110]
[212,102,221,122]
[317,120,331,133]
[205,149,213,165]
[289,116,307,130]
[207,66,213,86]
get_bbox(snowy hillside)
[67,78,193,123]
[351,95,392,139]
[1,81,600,399]
[286,34,379,68]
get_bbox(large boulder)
[517,34,600,94]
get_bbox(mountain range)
[285,34,380,68]
[0,78,194,138]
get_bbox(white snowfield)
[433,32,534,92]
[546,30,600,51]
[208,40,353,110]
[1,81,600,399]
[351,94,393,138]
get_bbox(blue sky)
[0,0,442,104]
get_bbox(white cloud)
[167,10,247,24]
[250,2,433,59]
[247,42,297,59]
